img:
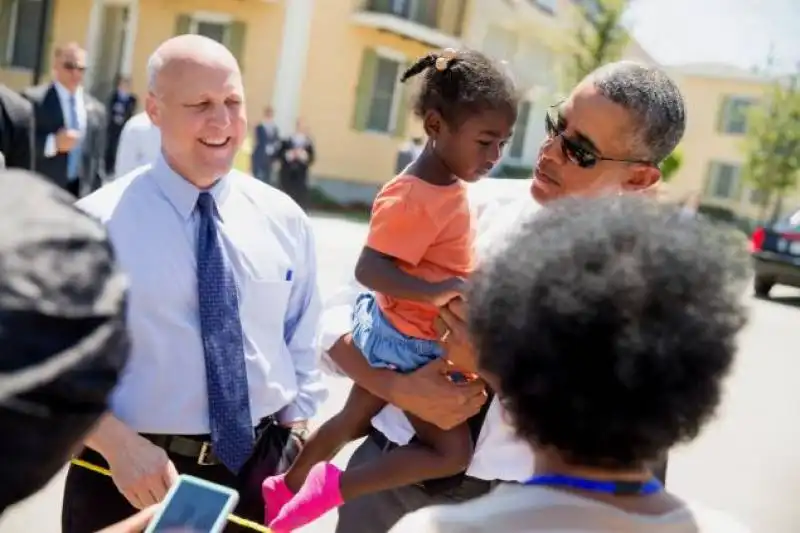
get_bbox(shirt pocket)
[241,278,293,327]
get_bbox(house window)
[719,96,757,135]
[6,0,43,70]
[366,55,403,133]
[195,21,228,43]
[535,0,557,13]
[369,0,438,27]
[576,0,602,20]
[176,13,247,69]
[190,17,230,45]
[706,162,741,200]
[509,101,532,158]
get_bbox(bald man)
[63,35,325,533]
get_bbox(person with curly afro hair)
[389,195,751,533]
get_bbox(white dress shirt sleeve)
[277,217,328,424]
[44,134,58,158]
[316,277,366,377]
[114,119,141,177]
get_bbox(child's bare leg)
[338,414,473,500]
[283,385,386,492]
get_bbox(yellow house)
[1,0,682,210]
[298,0,470,205]
[0,0,293,128]
[0,0,470,204]
[666,63,800,221]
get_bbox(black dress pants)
[62,448,263,533]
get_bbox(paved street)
[2,212,799,532]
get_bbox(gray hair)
[587,61,686,163]
[146,50,164,93]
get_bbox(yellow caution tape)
[70,458,271,532]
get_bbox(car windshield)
[775,209,800,232]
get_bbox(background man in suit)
[0,84,34,170]
[277,118,315,210]
[105,76,138,176]
[251,106,280,184]
[24,42,107,198]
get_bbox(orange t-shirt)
[365,174,475,340]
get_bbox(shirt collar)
[53,81,83,102]
[151,154,232,221]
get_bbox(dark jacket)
[23,83,107,196]
[251,121,281,173]
[0,85,34,170]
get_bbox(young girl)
[262,48,519,532]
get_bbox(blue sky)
[625,0,799,73]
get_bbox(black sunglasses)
[544,107,653,169]
[62,61,86,72]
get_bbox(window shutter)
[732,164,743,201]
[0,0,15,66]
[38,0,56,75]
[716,96,729,133]
[704,161,716,196]
[352,48,378,132]
[226,21,247,72]
[393,61,412,138]
[174,14,191,35]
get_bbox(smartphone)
[144,474,239,533]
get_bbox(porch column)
[120,0,139,77]
[270,0,315,133]
[84,0,104,88]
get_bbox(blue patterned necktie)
[196,192,254,473]
[66,94,82,180]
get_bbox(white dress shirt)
[76,155,326,434]
[43,82,87,160]
[113,111,161,178]
[319,179,540,482]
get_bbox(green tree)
[660,148,683,182]
[565,0,631,88]
[565,0,685,181]
[741,74,800,222]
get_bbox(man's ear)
[145,93,160,127]
[623,164,661,193]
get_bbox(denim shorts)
[351,291,443,373]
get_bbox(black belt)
[366,427,496,497]
[143,416,275,467]
[143,434,220,466]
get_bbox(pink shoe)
[261,474,294,525]
[268,462,344,532]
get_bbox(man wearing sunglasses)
[23,42,108,198]
[319,60,686,533]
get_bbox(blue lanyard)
[525,474,663,495]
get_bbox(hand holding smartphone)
[143,475,239,533]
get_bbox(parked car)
[751,208,800,297]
